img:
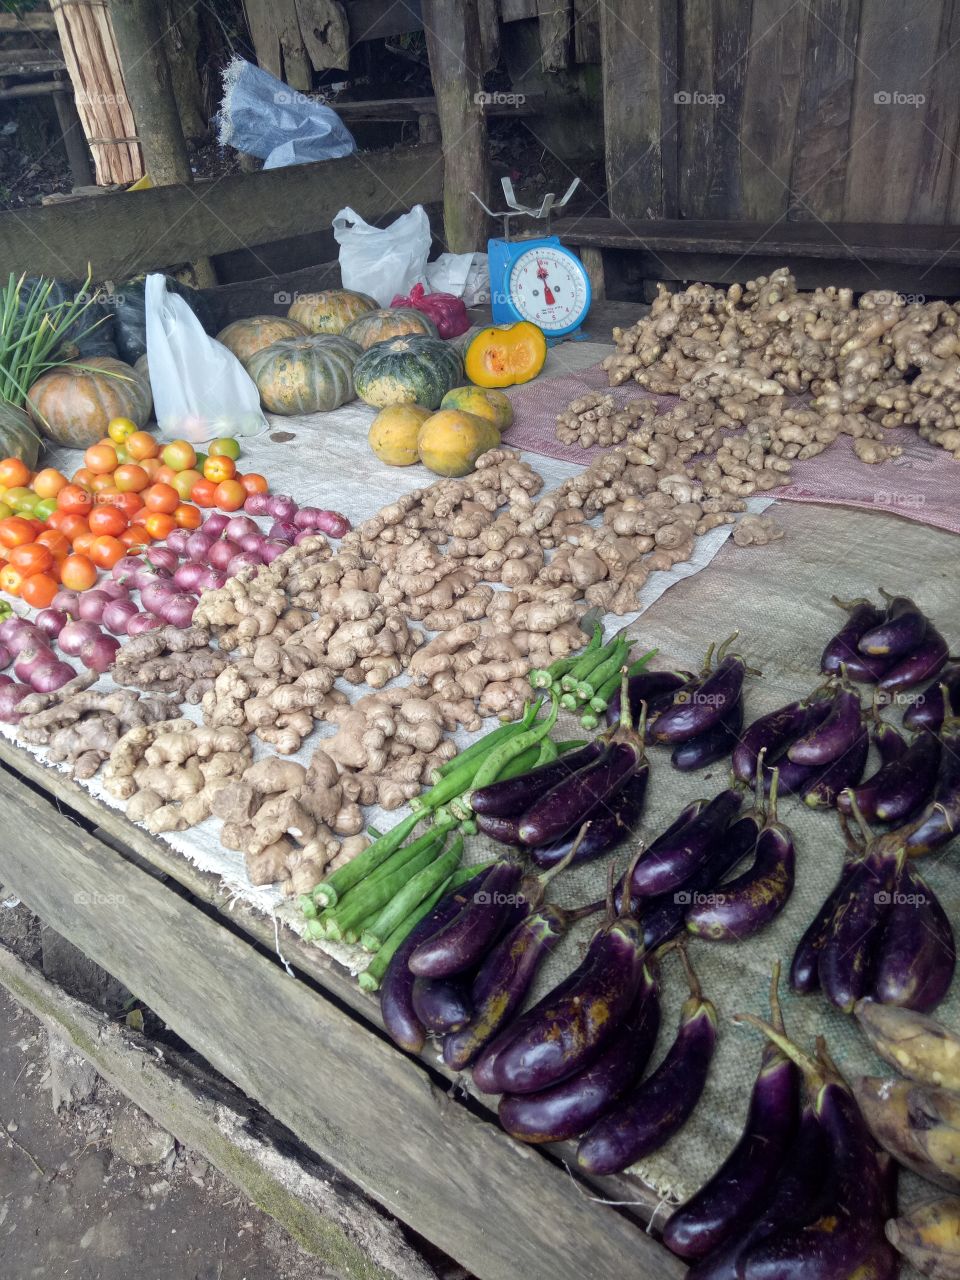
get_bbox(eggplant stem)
[699,640,717,676]
[732,1012,822,1088]
[539,823,590,885]
[619,841,647,917]
[564,898,605,924]
[838,806,866,855]
[716,631,740,664]
[768,960,785,1036]
[941,682,958,727]
[831,594,872,613]
[675,941,703,1003]
[767,766,780,824]
[754,747,768,815]
[617,666,632,731]
[847,791,874,847]
[604,860,618,923]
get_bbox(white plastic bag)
[425,252,490,305]
[144,274,266,442]
[332,205,431,306]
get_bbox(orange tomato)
[189,478,218,508]
[20,572,58,609]
[143,482,179,514]
[71,467,97,489]
[36,529,70,559]
[57,484,93,515]
[239,472,268,496]
[202,455,236,484]
[0,457,31,489]
[173,503,202,530]
[32,468,67,500]
[84,442,119,475]
[0,515,38,549]
[8,542,53,576]
[60,553,97,591]
[125,431,159,461]
[57,514,90,543]
[90,534,125,569]
[90,473,115,494]
[0,563,24,595]
[120,524,153,551]
[96,491,142,522]
[214,479,247,511]
[88,506,128,537]
[138,457,162,480]
[172,469,202,500]
[143,511,176,540]
[113,463,149,493]
[72,530,98,557]
[154,465,178,487]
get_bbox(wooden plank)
[330,93,546,121]
[0,943,438,1280]
[242,0,282,78]
[572,0,601,62]
[0,51,65,72]
[52,87,95,188]
[275,0,313,89]
[788,0,858,221]
[295,0,350,71]
[0,143,442,282]
[738,0,809,221]
[343,0,423,41]
[478,0,501,71]
[500,0,538,18]
[0,758,682,1280]
[537,0,571,70]
[0,79,62,100]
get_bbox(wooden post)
[421,0,489,253]
[52,88,94,189]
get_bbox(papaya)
[440,385,513,431]
[417,409,500,477]
[368,403,432,466]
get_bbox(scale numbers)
[506,246,590,335]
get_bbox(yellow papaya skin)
[417,409,501,477]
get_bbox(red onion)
[243,492,270,517]
[313,509,351,538]
[0,617,38,650]
[0,640,10,670]
[185,529,215,560]
[112,556,144,584]
[227,551,262,576]
[203,512,230,537]
[59,619,102,657]
[133,564,172,591]
[173,561,206,592]
[267,494,298,521]
[165,528,191,555]
[77,590,111,623]
[141,580,176,616]
[146,546,179,573]
[208,539,241,571]
[103,599,139,635]
[26,656,76,693]
[260,540,289,565]
[268,519,298,543]
[98,580,130,602]
[238,531,265,555]
[0,680,30,723]
[52,589,80,614]
[126,613,163,637]
[293,507,317,529]
[158,592,197,628]
[80,633,120,673]
[14,643,56,683]
[196,567,227,591]
[223,515,257,543]
[35,609,67,641]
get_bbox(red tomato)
[143,511,176,540]
[126,431,160,461]
[36,529,70,559]
[88,505,128,537]
[89,474,115,494]
[58,485,93,515]
[8,542,53,576]
[189,479,218,508]
[173,503,202,529]
[84,442,119,475]
[96,490,143,522]
[89,535,125,569]
[0,515,38,549]
[60,553,97,591]
[214,479,246,511]
[0,458,30,489]
[56,514,90,543]
[139,457,163,480]
[239,472,268,496]
[154,465,178,487]
[119,524,153,551]
[113,463,149,493]
[20,572,59,608]
[143,483,179,514]
[72,531,98,557]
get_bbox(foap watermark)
[874,890,928,906]
[674,890,726,906]
[869,290,927,307]
[274,88,315,107]
[76,90,127,107]
[674,90,726,106]
[874,90,926,108]
[873,491,926,510]
[674,689,726,708]
[73,891,126,907]
[475,90,526,108]
[475,890,526,906]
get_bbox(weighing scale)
[471,178,591,343]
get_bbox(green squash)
[246,334,361,415]
[343,308,439,350]
[216,315,309,364]
[288,289,377,336]
[353,335,464,411]
[0,400,40,467]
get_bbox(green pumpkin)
[0,400,40,467]
[343,308,439,350]
[216,315,309,364]
[353,335,465,410]
[288,289,377,336]
[246,334,361,415]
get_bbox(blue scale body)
[488,234,591,343]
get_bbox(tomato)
[172,469,202,500]
[143,511,176,540]
[89,534,125,569]
[126,431,159,461]
[113,443,130,465]
[139,457,163,481]
[161,439,197,472]
[37,530,70,559]
[0,564,24,595]
[189,478,217,508]
[120,524,153,551]
[84,442,119,475]
[0,502,13,521]
[5,486,39,513]
[208,437,241,461]
[239,472,268,496]
[60,553,97,591]
[71,467,97,489]
[0,458,31,488]
[72,531,97,557]
[143,482,179,514]
[112,463,149,493]
[214,479,246,511]
[9,542,53,576]
[32,468,67,499]
[20,572,58,609]
[57,484,93,515]
[107,416,138,444]
[100,491,142,522]
[173,503,202,530]
[154,465,178,487]
[202,455,236,484]
[0,516,37,549]
[34,497,59,522]
[88,506,128,537]
[57,514,90,543]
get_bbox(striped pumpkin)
[216,315,309,364]
[246,335,362,415]
[0,401,39,467]
[353,335,464,410]
[343,307,439,349]
[26,356,152,448]
[288,289,377,335]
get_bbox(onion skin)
[208,539,241,571]
[224,515,257,542]
[97,580,129,602]
[26,657,75,692]
[173,562,205,592]
[51,588,80,614]
[158,592,197,628]
[59,619,102,656]
[35,609,66,641]
[145,546,179,573]
[243,492,270,516]
[196,568,227,591]
[14,643,56,682]
[111,556,144,585]
[164,528,190,555]
[126,613,163,636]
[0,680,30,723]
[185,530,215,560]
[79,634,120,673]
[268,519,298,543]
[0,640,10,670]
[313,509,350,537]
[226,551,262,576]
[0,619,41,653]
[140,581,176,616]
[267,494,297,521]
[260,540,288,565]
[203,512,230,536]
[77,591,111,623]
[102,600,139,635]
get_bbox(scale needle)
[536,258,556,306]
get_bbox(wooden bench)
[548,216,960,299]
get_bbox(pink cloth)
[504,363,960,535]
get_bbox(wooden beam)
[0,13,58,30]
[296,0,350,70]
[421,0,489,252]
[52,87,95,189]
[331,93,547,121]
[572,0,601,63]
[537,0,571,71]
[0,79,61,100]
[343,0,423,40]
[0,758,683,1280]
[0,144,442,282]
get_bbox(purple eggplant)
[859,591,928,657]
[475,812,523,845]
[819,844,901,1013]
[873,863,956,1012]
[472,898,649,1095]
[685,768,794,943]
[577,947,717,1175]
[408,859,524,978]
[801,726,869,808]
[731,697,823,786]
[890,692,960,856]
[879,624,949,695]
[497,955,661,1143]
[529,768,648,869]
[902,663,960,731]
[442,900,595,1071]
[380,869,491,1053]
[670,701,743,771]
[872,713,908,765]
[411,975,472,1034]
[663,967,798,1260]
[614,798,709,917]
[605,668,695,728]
[788,677,862,765]
[821,596,885,675]
[652,637,751,745]
[789,854,858,995]
[628,788,743,898]
[470,740,603,817]
[839,727,939,824]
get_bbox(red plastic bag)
[391,282,470,340]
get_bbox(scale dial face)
[506,245,590,335]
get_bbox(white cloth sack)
[144,274,267,442]
[425,252,490,305]
[332,205,431,305]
